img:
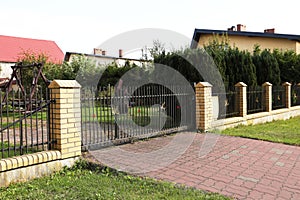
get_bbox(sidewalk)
[90,132,300,200]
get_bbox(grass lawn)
[0,111,47,129]
[0,142,40,159]
[0,160,229,200]
[220,116,300,145]
[81,105,174,127]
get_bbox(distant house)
[191,24,300,54]
[0,35,64,78]
[64,48,149,67]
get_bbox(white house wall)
[69,54,148,68]
[0,62,14,78]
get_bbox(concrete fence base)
[212,106,300,130]
[0,151,78,187]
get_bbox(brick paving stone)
[292,192,300,200]
[232,178,245,187]
[254,183,280,195]
[90,132,300,199]
[259,178,272,186]
[283,186,300,194]
[224,185,250,197]
[261,193,277,200]
[242,181,257,189]
[278,189,294,200]
[276,197,289,200]
[247,190,264,199]
[211,175,233,184]
[212,181,227,191]
[202,178,216,187]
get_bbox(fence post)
[48,80,82,159]
[262,82,272,112]
[283,82,291,108]
[296,83,300,105]
[195,82,212,132]
[235,82,247,117]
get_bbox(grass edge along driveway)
[219,116,300,146]
[0,159,230,200]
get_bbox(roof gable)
[0,35,64,64]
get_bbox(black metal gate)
[0,86,55,159]
[81,84,195,150]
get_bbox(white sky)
[1,0,299,55]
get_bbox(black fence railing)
[291,85,300,106]
[272,86,286,110]
[81,84,195,150]
[213,87,239,119]
[247,86,264,114]
[0,87,54,159]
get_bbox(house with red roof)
[0,35,64,78]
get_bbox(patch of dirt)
[81,151,105,166]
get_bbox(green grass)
[1,111,47,119]
[0,160,230,200]
[0,142,40,159]
[220,116,300,145]
[82,105,176,127]
[0,112,47,128]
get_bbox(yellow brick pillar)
[283,82,291,108]
[195,82,212,132]
[235,82,247,117]
[262,82,272,112]
[48,80,82,159]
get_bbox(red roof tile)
[0,35,64,64]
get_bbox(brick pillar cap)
[282,82,291,86]
[262,82,272,86]
[195,82,212,88]
[48,80,81,89]
[235,82,247,87]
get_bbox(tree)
[153,49,203,86]
[204,35,257,88]
[149,39,166,59]
[273,49,300,84]
[253,48,281,85]
[16,50,57,90]
[223,47,257,87]
[204,34,230,89]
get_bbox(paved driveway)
[90,132,300,200]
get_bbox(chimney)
[119,49,123,58]
[227,26,236,31]
[237,24,246,31]
[102,50,106,56]
[93,48,102,55]
[264,28,275,34]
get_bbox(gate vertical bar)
[0,91,3,158]
[18,90,23,155]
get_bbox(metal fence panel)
[272,86,286,110]
[81,84,195,150]
[0,87,54,159]
[291,85,300,106]
[247,86,264,114]
[213,87,239,119]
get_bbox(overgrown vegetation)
[13,37,300,91]
[14,50,138,90]
[153,35,300,89]
[0,159,230,200]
